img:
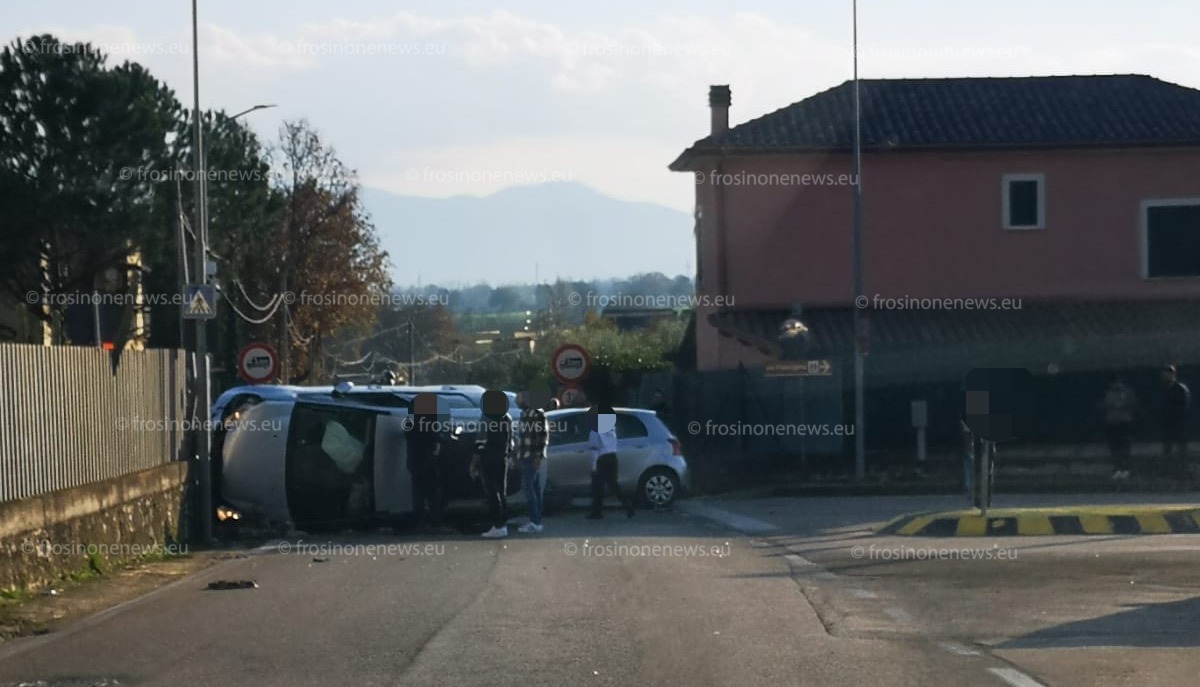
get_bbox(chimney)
[709,85,731,136]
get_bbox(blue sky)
[5,1,1200,213]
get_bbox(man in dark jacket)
[403,393,444,528]
[1161,365,1191,478]
[471,389,512,538]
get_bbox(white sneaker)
[482,526,508,539]
[517,522,538,533]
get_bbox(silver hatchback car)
[544,407,689,508]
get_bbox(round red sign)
[550,343,590,386]
[237,343,279,384]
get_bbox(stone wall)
[0,462,188,591]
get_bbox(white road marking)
[884,607,912,623]
[678,502,780,534]
[937,641,981,656]
[784,554,816,568]
[850,588,877,599]
[987,667,1048,687]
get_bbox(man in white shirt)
[587,405,634,519]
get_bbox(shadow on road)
[997,596,1200,649]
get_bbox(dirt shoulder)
[0,547,256,643]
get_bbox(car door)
[546,411,591,493]
[614,412,653,489]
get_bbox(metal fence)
[0,344,187,503]
[635,359,1198,466]
[635,366,848,458]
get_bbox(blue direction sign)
[183,284,217,320]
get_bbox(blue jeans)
[521,463,543,525]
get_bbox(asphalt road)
[1,493,1197,686]
[685,493,1200,687]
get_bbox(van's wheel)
[638,468,679,509]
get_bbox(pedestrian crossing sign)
[183,284,217,320]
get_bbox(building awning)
[708,299,1200,384]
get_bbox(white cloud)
[12,8,1200,219]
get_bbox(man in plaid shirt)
[515,393,558,533]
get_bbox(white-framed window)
[1140,198,1200,279]
[1002,173,1045,230]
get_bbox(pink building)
[671,76,1200,377]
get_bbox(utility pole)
[280,269,289,384]
[851,0,866,482]
[408,320,415,385]
[176,178,189,350]
[92,285,102,348]
[190,0,213,542]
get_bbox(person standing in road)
[1102,374,1138,480]
[403,393,444,529]
[587,404,634,519]
[471,389,513,538]
[1160,365,1191,478]
[515,393,555,534]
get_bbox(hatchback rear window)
[615,413,649,439]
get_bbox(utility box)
[911,399,928,465]
[910,399,928,428]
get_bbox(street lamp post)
[189,0,276,541]
[779,307,812,468]
[851,0,866,482]
[189,0,213,543]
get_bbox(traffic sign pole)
[974,436,994,513]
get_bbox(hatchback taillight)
[668,437,682,455]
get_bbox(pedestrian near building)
[648,388,668,416]
[648,387,673,432]
[1160,365,1191,478]
[1102,375,1138,480]
[586,404,634,519]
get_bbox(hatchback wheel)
[638,468,679,508]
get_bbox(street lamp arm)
[228,104,277,121]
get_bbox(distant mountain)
[361,182,693,286]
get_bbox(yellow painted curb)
[876,506,1200,537]
[1078,514,1113,534]
[896,514,936,536]
[955,517,987,536]
[1134,514,1171,534]
[1017,515,1054,536]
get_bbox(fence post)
[738,362,748,458]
